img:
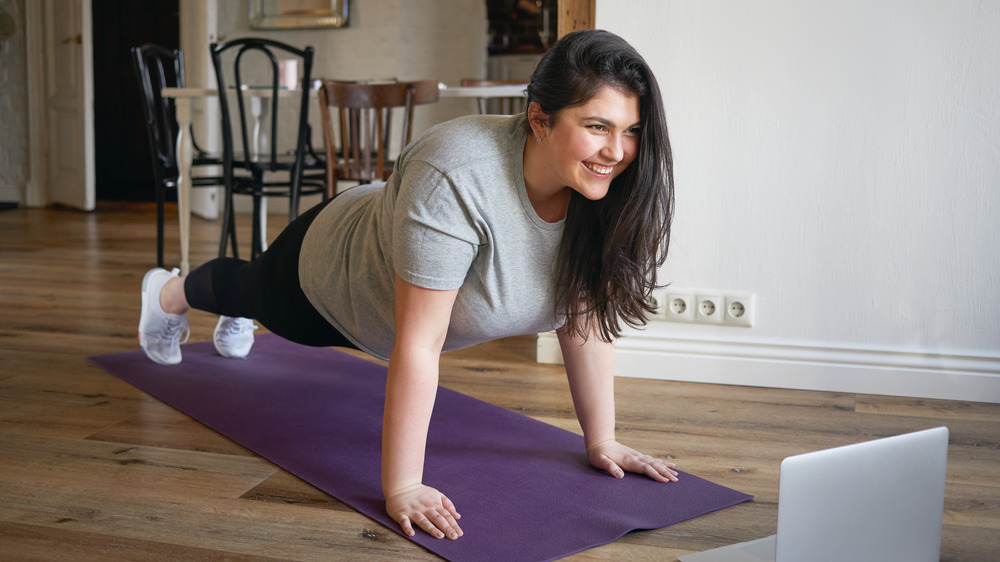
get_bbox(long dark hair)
[526,30,674,342]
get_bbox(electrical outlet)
[655,287,756,327]
[665,292,695,322]
[647,288,670,319]
[724,293,755,327]
[695,294,724,324]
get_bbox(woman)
[138,29,676,541]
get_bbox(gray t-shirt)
[299,113,565,360]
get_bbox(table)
[162,86,301,274]
[162,83,529,275]
[162,87,213,275]
[436,83,527,99]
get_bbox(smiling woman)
[135,29,675,542]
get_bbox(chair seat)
[192,152,223,166]
[336,161,394,183]
[230,175,326,197]
[238,152,308,171]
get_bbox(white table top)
[437,83,527,98]
[163,83,528,99]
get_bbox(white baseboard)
[537,331,1000,403]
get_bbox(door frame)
[24,1,49,207]
[25,0,96,210]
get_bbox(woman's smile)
[584,162,615,177]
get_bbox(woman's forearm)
[381,346,440,497]
[557,327,617,448]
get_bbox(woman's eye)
[627,126,641,135]
[588,124,608,132]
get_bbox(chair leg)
[219,184,239,260]
[289,182,300,223]
[156,183,165,268]
[227,205,238,258]
[248,169,264,260]
[251,194,262,260]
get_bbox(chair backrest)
[209,38,315,176]
[131,44,187,176]
[460,78,528,115]
[317,79,440,193]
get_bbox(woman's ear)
[527,101,549,140]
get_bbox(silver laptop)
[680,427,949,562]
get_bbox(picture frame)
[249,0,349,30]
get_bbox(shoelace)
[223,318,257,336]
[163,316,191,344]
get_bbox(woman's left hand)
[587,440,679,482]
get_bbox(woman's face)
[540,86,641,201]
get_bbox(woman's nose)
[603,134,625,161]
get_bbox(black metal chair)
[131,44,224,268]
[210,38,326,260]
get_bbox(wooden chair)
[460,78,528,115]
[131,44,224,268]
[317,79,440,199]
[210,38,327,260]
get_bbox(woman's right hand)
[385,483,463,540]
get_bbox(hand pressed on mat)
[588,439,679,482]
[385,483,463,540]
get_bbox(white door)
[43,0,95,210]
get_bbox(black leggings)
[184,198,358,349]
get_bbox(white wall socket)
[653,288,756,328]
[647,288,670,318]
[695,294,725,324]
[665,291,695,322]
[724,293,756,327]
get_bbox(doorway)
[92,0,179,201]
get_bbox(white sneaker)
[214,316,257,359]
[138,267,190,365]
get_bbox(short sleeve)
[392,161,481,290]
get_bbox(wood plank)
[858,394,1000,422]
[86,404,257,458]
[0,521,284,562]
[240,470,353,512]
[0,430,275,500]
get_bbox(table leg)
[174,97,193,276]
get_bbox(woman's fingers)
[387,486,463,540]
[434,506,463,539]
[590,441,680,483]
[441,494,461,520]
[412,508,463,539]
[398,515,415,537]
[597,454,625,478]
[643,459,679,482]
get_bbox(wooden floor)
[1,204,997,561]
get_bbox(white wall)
[214,0,488,144]
[574,0,1000,401]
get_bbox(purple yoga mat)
[89,334,752,561]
